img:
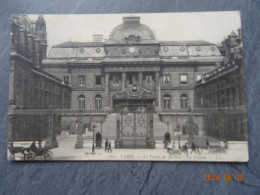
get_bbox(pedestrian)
[105,138,108,151]
[191,142,196,154]
[183,143,188,154]
[206,139,209,150]
[108,141,112,153]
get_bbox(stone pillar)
[9,59,16,108]
[122,72,126,90]
[138,72,143,89]
[45,112,58,148]
[35,39,40,68]
[155,71,161,110]
[75,117,83,149]
[105,72,110,109]
[8,115,14,143]
[234,86,239,106]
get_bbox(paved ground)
[49,135,248,162]
[8,134,248,162]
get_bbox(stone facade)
[195,29,247,141]
[9,15,246,148]
[9,15,71,146]
[42,16,225,147]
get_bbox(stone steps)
[102,113,117,139]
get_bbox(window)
[78,75,85,86]
[95,76,101,85]
[163,75,170,85]
[112,75,119,85]
[78,95,85,110]
[63,76,69,84]
[196,74,202,82]
[180,74,187,85]
[180,94,188,109]
[95,95,102,110]
[146,75,153,85]
[163,95,171,109]
[129,75,133,85]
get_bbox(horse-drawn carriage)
[8,142,53,160]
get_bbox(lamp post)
[176,124,181,149]
[88,101,96,154]
[91,122,96,154]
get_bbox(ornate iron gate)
[116,112,154,148]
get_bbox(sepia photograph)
[8,12,248,161]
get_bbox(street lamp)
[91,122,96,154]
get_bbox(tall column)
[122,72,126,90]
[138,72,143,89]
[9,59,16,109]
[234,86,239,106]
[155,71,161,110]
[105,72,110,109]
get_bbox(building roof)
[108,16,156,41]
[47,16,221,60]
[160,40,215,46]
[53,41,104,48]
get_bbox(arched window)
[78,95,85,110]
[180,94,188,109]
[163,94,171,109]
[95,95,102,110]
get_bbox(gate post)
[75,113,84,149]
[115,113,121,148]
[45,111,58,148]
[148,113,155,148]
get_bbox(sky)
[28,12,241,54]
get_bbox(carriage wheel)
[43,151,53,160]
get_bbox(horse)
[8,146,26,160]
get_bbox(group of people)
[105,138,112,153]
[166,141,201,154]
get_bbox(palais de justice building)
[41,16,228,148]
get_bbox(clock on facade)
[129,47,135,53]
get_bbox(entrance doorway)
[114,101,155,148]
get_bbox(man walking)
[108,141,112,153]
[105,138,108,151]
[191,142,196,154]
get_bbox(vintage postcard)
[8,12,248,161]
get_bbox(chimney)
[93,34,103,42]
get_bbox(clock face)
[129,47,135,53]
